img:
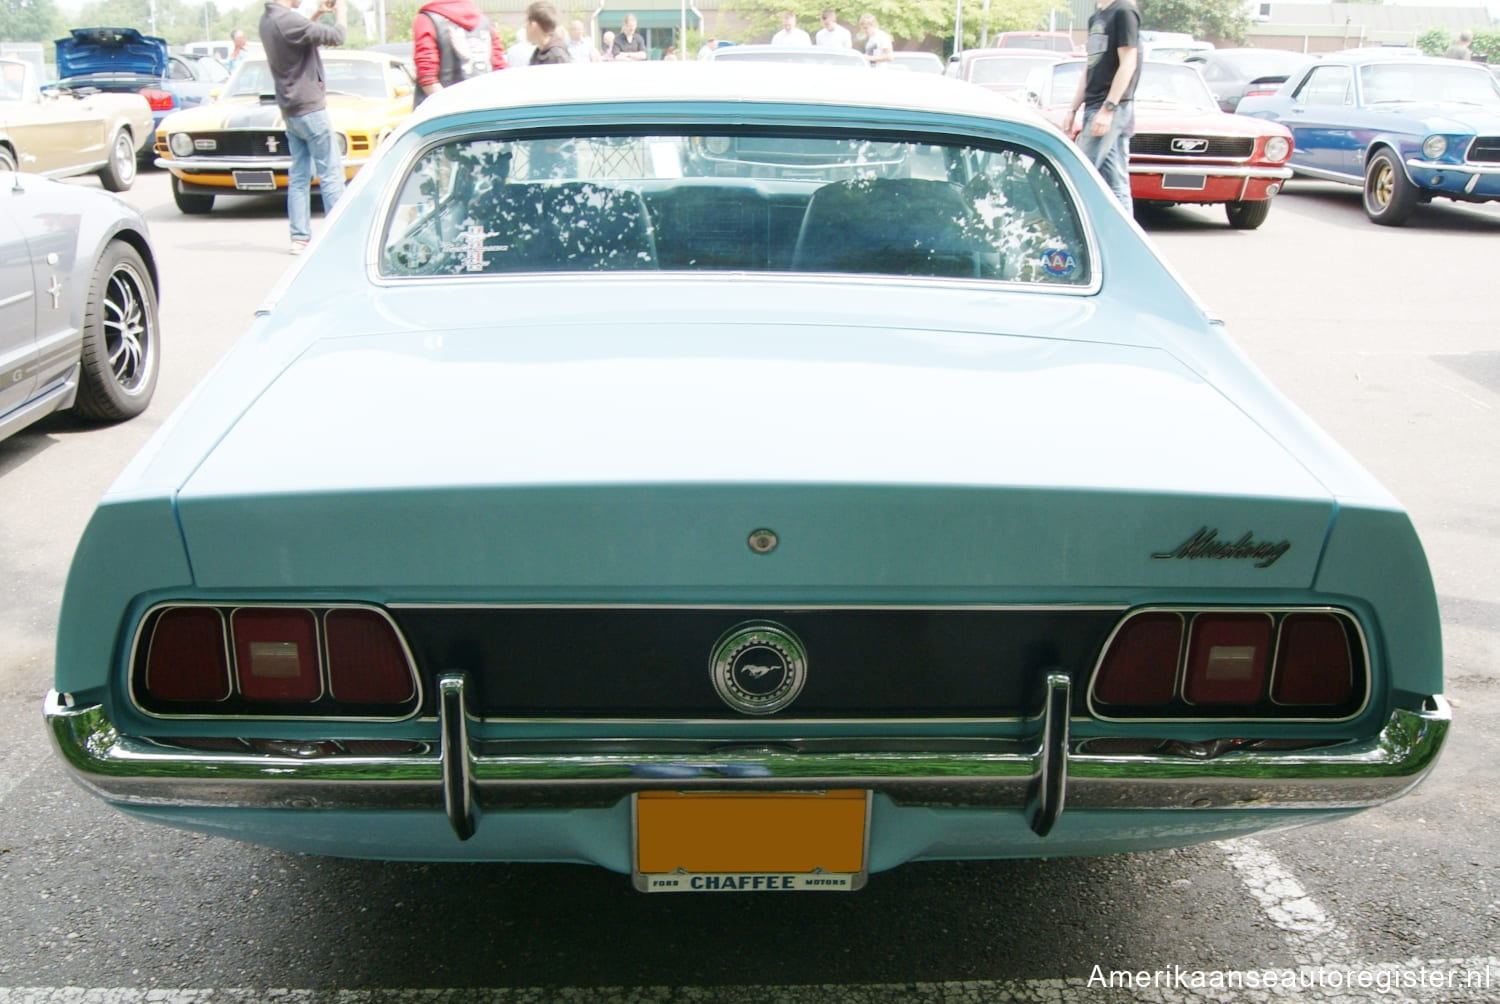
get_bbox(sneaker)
[290,240,309,256]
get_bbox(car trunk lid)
[174,324,1335,594]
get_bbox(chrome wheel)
[1369,161,1393,211]
[104,260,152,394]
[1362,148,1416,226]
[74,241,160,422]
[99,129,137,191]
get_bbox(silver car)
[0,170,161,441]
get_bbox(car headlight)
[705,136,731,155]
[1263,136,1290,163]
[1421,135,1447,160]
[168,133,194,157]
[336,133,349,156]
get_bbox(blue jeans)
[284,109,345,242]
[1078,103,1133,214]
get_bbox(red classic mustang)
[1025,59,1294,229]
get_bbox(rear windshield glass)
[379,129,1091,286]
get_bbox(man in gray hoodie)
[260,0,348,254]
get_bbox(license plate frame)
[232,170,278,191]
[1161,172,1208,191]
[632,790,871,893]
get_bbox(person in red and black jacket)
[412,0,507,107]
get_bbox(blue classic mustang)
[1237,49,1500,225]
[46,65,1448,891]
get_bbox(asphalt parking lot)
[0,169,1496,1002]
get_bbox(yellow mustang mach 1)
[153,50,414,214]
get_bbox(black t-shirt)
[1083,0,1140,107]
[611,31,647,58]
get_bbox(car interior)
[381,132,1090,285]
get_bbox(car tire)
[1363,148,1417,227]
[172,176,215,214]
[98,129,138,192]
[0,146,16,173]
[1225,199,1272,230]
[73,241,160,423]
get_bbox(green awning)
[600,10,701,30]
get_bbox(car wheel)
[1363,148,1417,226]
[172,176,215,214]
[0,146,16,172]
[1225,199,1272,230]
[98,129,138,192]
[73,241,160,423]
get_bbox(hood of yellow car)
[156,94,400,135]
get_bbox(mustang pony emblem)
[1171,137,1210,153]
[710,621,808,715]
[1153,527,1291,568]
[738,664,779,679]
[266,136,280,154]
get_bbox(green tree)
[0,0,63,42]
[1415,25,1450,57]
[1471,27,1500,63]
[1139,0,1249,46]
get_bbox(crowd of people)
[255,0,913,255]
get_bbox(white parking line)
[1217,836,1348,964]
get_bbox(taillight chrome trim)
[128,602,423,722]
[142,606,233,704]
[324,608,419,705]
[1086,606,1372,724]
[1180,611,1275,708]
[230,606,327,705]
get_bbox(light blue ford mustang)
[1237,48,1500,226]
[46,65,1448,892]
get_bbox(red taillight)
[326,609,416,704]
[1094,612,1183,706]
[232,608,321,702]
[1183,613,1272,705]
[1272,613,1354,706]
[140,88,174,112]
[145,607,231,702]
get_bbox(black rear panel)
[390,608,1120,719]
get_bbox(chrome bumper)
[154,156,370,171]
[1128,164,1294,180]
[45,681,1449,843]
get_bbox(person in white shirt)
[770,11,812,45]
[857,11,892,63]
[815,8,852,48]
[567,19,600,62]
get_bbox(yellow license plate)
[633,790,870,893]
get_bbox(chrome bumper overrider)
[44,680,1449,843]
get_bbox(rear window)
[380,129,1092,286]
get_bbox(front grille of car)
[390,607,1121,720]
[1130,135,1255,160]
[1466,136,1500,164]
[185,131,288,157]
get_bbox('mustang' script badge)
[1153,527,1291,569]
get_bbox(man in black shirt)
[1065,0,1139,213]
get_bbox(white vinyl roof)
[409,61,1051,131]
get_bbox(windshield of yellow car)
[224,57,388,99]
